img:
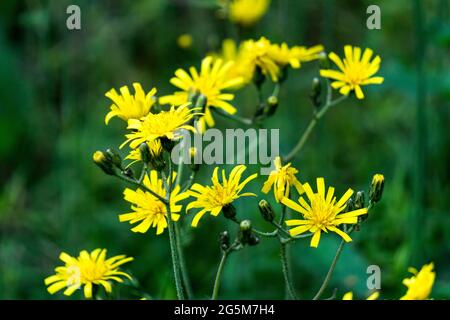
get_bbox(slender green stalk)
[212,108,253,126]
[162,163,185,300]
[115,173,167,204]
[280,242,298,299]
[284,95,347,162]
[211,250,230,300]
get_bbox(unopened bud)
[259,199,275,222]
[93,150,115,175]
[195,94,207,112]
[247,234,260,246]
[105,148,122,169]
[160,137,175,153]
[369,174,384,203]
[266,96,279,116]
[222,204,236,220]
[344,197,355,213]
[318,52,330,69]
[219,231,230,251]
[238,219,253,245]
[310,77,321,108]
[354,191,365,210]
[139,143,151,164]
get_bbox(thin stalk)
[284,95,347,162]
[280,242,298,299]
[211,250,230,300]
[212,108,253,126]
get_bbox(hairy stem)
[211,250,230,300]
[280,242,298,299]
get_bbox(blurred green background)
[0,0,449,299]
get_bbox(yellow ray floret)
[44,249,133,298]
[119,170,189,235]
[261,156,304,202]
[105,83,156,124]
[187,165,257,227]
[320,45,384,99]
[282,177,367,248]
[400,263,435,300]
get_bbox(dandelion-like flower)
[105,83,157,124]
[160,56,243,133]
[120,103,198,149]
[125,139,163,167]
[241,37,280,82]
[342,291,379,300]
[261,156,304,202]
[227,0,270,27]
[400,263,435,300]
[44,249,133,298]
[282,177,368,248]
[320,45,384,99]
[119,170,189,234]
[187,165,257,227]
[269,43,324,69]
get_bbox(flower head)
[261,156,304,202]
[44,249,133,298]
[342,291,379,300]
[120,103,198,149]
[320,45,384,99]
[119,170,189,235]
[160,56,243,133]
[187,165,257,227]
[269,43,324,69]
[282,177,368,248]
[125,139,163,167]
[400,263,435,300]
[227,0,270,27]
[240,37,280,82]
[105,83,156,124]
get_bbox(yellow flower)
[120,103,198,149]
[342,291,379,300]
[261,156,304,202]
[160,56,243,133]
[282,177,368,248]
[177,33,193,49]
[105,83,157,124]
[228,0,270,27]
[320,45,384,99]
[125,139,163,166]
[119,170,189,234]
[400,263,435,300]
[241,37,280,82]
[269,43,324,68]
[187,165,257,227]
[44,249,133,299]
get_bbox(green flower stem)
[182,171,196,192]
[280,242,298,299]
[162,164,185,300]
[284,94,347,162]
[280,233,313,244]
[211,249,231,300]
[212,108,253,126]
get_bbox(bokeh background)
[0,0,449,299]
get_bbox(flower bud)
[369,174,384,203]
[266,95,279,116]
[247,234,260,246]
[238,219,253,245]
[258,199,275,222]
[343,197,355,213]
[222,204,236,220]
[219,231,230,251]
[139,143,151,164]
[105,148,122,169]
[122,168,134,179]
[354,191,365,210]
[93,151,115,175]
[309,77,321,108]
[195,94,207,112]
[160,137,175,153]
[318,52,330,69]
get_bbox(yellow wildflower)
[119,170,189,234]
[44,249,133,299]
[282,177,368,248]
[120,103,198,149]
[227,0,270,27]
[125,139,163,166]
[269,43,324,68]
[105,83,156,124]
[261,156,304,202]
[240,37,280,82]
[320,45,384,99]
[160,56,243,133]
[187,165,257,227]
[400,263,435,300]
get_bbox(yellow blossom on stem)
[282,177,368,248]
[187,165,257,227]
[227,0,270,27]
[105,83,157,124]
[44,249,133,299]
[240,37,280,82]
[269,43,324,69]
[261,156,304,202]
[119,170,189,235]
[125,139,163,167]
[120,103,198,149]
[400,263,435,300]
[320,45,384,99]
[160,56,243,133]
